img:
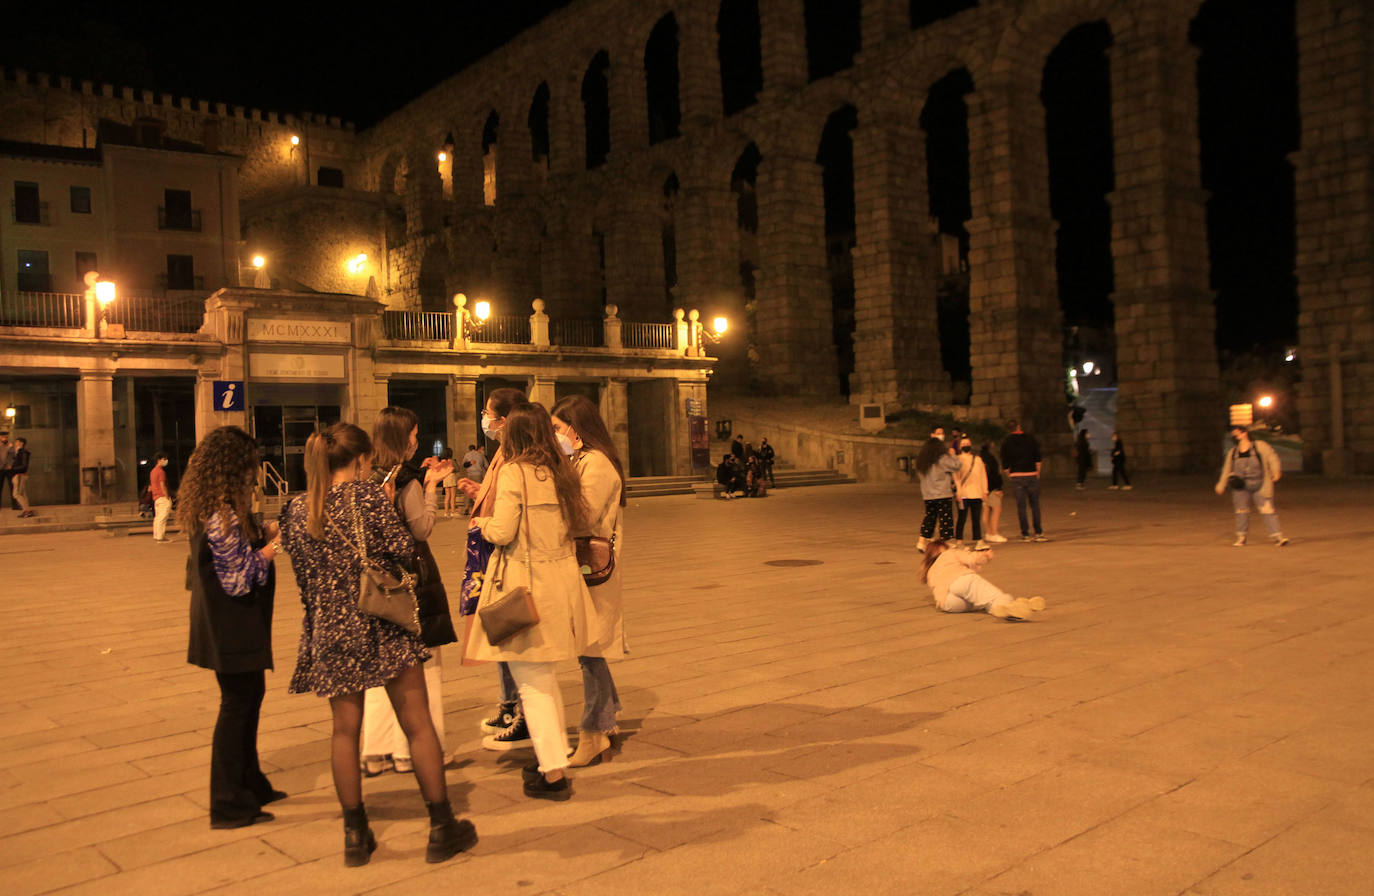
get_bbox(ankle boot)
[342,805,376,867]
[567,729,612,768]
[424,799,478,863]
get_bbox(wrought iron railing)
[549,317,603,347]
[105,295,204,333]
[470,314,531,345]
[623,321,675,349]
[156,274,207,292]
[0,291,85,328]
[382,310,453,341]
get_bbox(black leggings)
[1112,458,1130,486]
[920,498,955,540]
[210,670,274,824]
[956,498,983,541]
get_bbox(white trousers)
[361,648,445,759]
[153,497,172,540]
[508,660,569,774]
[937,573,1013,615]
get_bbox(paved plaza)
[2,475,1373,895]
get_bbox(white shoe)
[973,539,990,551]
[1122,485,1132,491]
[985,534,1007,544]
[990,596,1046,620]
[916,537,928,551]
[1107,485,1119,490]
[1274,535,1290,547]
[1233,535,1246,547]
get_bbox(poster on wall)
[688,415,710,471]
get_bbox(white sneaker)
[973,540,990,551]
[985,534,1007,544]
[1122,485,1132,491]
[916,537,928,551]
[1233,535,1246,547]
[1275,535,1290,547]
[1107,485,1119,490]
[990,596,1047,620]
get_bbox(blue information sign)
[213,380,245,412]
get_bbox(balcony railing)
[0,291,85,328]
[106,295,205,333]
[158,207,203,231]
[549,317,604,348]
[10,199,51,225]
[623,321,675,349]
[383,310,453,341]
[470,314,531,345]
[156,274,207,292]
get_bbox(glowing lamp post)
[95,279,116,337]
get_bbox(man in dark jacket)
[9,437,33,517]
[1000,421,1046,541]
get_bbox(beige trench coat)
[574,448,625,660]
[464,462,598,663]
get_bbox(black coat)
[395,462,458,649]
[186,529,275,673]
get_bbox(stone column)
[675,166,747,378]
[530,298,550,346]
[1108,14,1220,472]
[608,43,648,157]
[965,78,1063,437]
[529,375,557,408]
[753,149,836,393]
[1293,0,1374,474]
[605,193,665,321]
[677,6,722,129]
[758,0,808,96]
[850,117,945,406]
[77,370,115,504]
[549,73,582,178]
[602,377,630,472]
[448,374,480,454]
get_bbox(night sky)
[2,0,1298,363]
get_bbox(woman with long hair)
[920,540,1046,620]
[359,407,458,776]
[465,402,594,800]
[915,436,959,551]
[280,422,476,867]
[552,394,626,767]
[457,387,534,750]
[182,426,284,829]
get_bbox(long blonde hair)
[304,422,371,539]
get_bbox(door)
[252,404,341,493]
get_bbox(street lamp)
[347,253,368,274]
[455,293,491,342]
[290,135,300,147]
[1257,394,1274,409]
[95,279,116,337]
[252,255,266,269]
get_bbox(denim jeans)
[578,656,621,732]
[1010,475,1042,536]
[1231,486,1282,537]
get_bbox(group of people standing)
[181,388,628,867]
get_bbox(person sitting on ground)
[920,540,1046,620]
[716,454,741,498]
[745,454,768,497]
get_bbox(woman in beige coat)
[465,402,594,800]
[552,395,626,768]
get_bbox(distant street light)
[1257,394,1274,409]
[252,255,266,269]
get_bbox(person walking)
[151,451,174,540]
[979,441,1007,543]
[1109,432,1132,489]
[9,437,33,517]
[1215,425,1290,547]
[915,437,959,551]
[180,426,284,830]
[553,394,626,768]
[921,541,1046,620]
[280,423,476,867]
[1001,420,1047,542]
[0,433,14,510]
[465,403,595,801]
[759,437,776,487]
[457,388,534,751]
[1075,429,1092,489]
[954,436,989,550]
[359,407,459,777]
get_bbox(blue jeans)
[578,657,621,732]
[1231,486,1282,538]
[1010,475,1042,536]
[498,662,518,703]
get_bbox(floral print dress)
[280,480,427,698]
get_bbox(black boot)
[342,805,377,867]
[425,799,478,863]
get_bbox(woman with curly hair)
[280,422,476,866]
[182,425,284,830]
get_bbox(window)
[13,181,42,224]
[161,189,195,230]
[8,405,32,428]
[17,249,51,292]
[70,186,92,214]
[166,254,195,290]
[317,167,345,188]
[75,251,98,279]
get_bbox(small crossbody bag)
[326,489,420,635]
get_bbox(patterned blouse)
[206,510,271,597]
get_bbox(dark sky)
[1,0,571,128]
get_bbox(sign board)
[685,397,703,417]
[213,380,245,411]
[249,352,347,382]
[247,317,351,344]
[688,415,710,470]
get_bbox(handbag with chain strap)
[478,466,541,646]
[327,487,420,635]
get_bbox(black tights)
[210,670,274,823]
[328,663,447,810]
[956,498,983,541]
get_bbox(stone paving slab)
[1,475,1373,894]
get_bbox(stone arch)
[481,110,500,206]
[645,13,682,144]
[804,0,862,81]
[376,150,406,195]
[581,50,612,168]
[990,0,1132,81]
[528,82,551,183]
[717,0,763,115]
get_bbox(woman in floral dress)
[280,422,476,867]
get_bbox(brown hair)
[551,394,626,507]
[371,406,419,470]
[501,402,590,534]
[485,386,527,418]
[178,426,260,539]
[920,539,949,584]
[915,437,948,476]
[304,422,371,539]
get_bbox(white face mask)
[481,413,501,441]
[555,433,576,457]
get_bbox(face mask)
[481,414,501,441]
[555,433,575,456]
[960,446,972,454]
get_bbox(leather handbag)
[327,490,420,635]
[575,534,615,587]
[479,466,540,645]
